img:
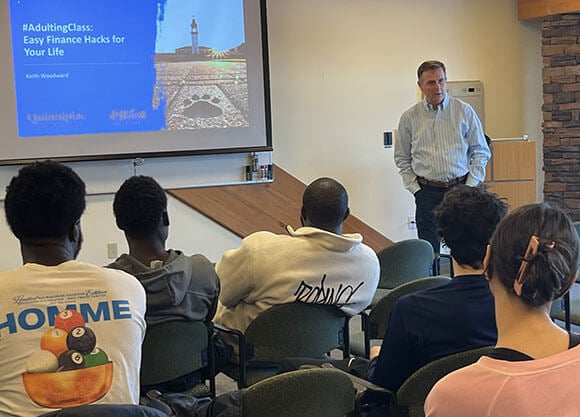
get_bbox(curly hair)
[113,175,167,239]
[487,203,579,307]
[5,161,86,240]
[435,185,508,269]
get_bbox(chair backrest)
[368,276,451,339]
[244,303,349,361]
[376,239,434,289]
[37,404,169,417]
[140,320,209,386]
[242,367,356,417]
[396,346,495,417]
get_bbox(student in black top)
[368,185,508,391]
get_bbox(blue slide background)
[9,0,166,137]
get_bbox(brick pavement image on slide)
[153,61,249,130]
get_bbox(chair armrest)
[213,323,249,388]
[342,314,352,359]
[432,254,454,277]
[318,363,396,417]
[358,310,370,358]
[212,322,243,338]
[355,389,396,417]
[206,328,216,397]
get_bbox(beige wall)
[0,0,543,268]
[268,0,543,240]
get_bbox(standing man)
[394,60,490,253]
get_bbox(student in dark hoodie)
[108,175,219,394]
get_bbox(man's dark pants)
[414,185,448,253]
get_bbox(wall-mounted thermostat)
[446,81,485,127]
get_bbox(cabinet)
[485,139,537,209]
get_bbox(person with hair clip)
[425,203,580,417]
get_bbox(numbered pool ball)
[58,350,85,371]
[40,328,69,357]
[54,309,85,332]
[84,348,109,368]
[66,326,96,355]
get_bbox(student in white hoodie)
[213,177,379,334]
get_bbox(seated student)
[425,203,580,417]
[108,175,219,393]
[368,185,507,391]
[214,177,379,337]
[0,161,146,417]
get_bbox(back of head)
[417,60,447,79]
[487,203,579,307]
[435,185,508,269]
[5,160,86,241]
[113,175,167,239]
[302,177,348,232]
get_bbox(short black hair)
[417,60,447,80]
[302,177,348,230]
[113,175,167,239]
[435,185,508,269]
[5,161,86,240]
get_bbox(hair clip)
[514,236,540,295]
[514,236,556,295]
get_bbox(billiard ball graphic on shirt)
[54,309,85,332]
[40,328,68,357]
[58,349,86,371]
[67,326,97,355]
[22,309,114,408]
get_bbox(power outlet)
[407,215,416,230]
[107,243,118,259]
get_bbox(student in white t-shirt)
[0,161,146,417]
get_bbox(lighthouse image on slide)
[153,1,249,130]
[190,17,199,54]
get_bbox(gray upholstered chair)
[241,367,356,417]
[351,276,451,357]
[550,220,580,330]
[396,346,494,417]
[215,303,350,388]
[352,346,494,417]
[140,320,215,397]
[372,239,434,305]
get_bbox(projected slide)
[8,0,248,138]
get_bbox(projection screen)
[0,0,272,165]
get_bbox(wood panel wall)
[518,0,580,20]
[485,140,537,209]
[168,165,392,253]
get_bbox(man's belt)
[417,174,468,189]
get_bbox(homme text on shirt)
[0,300,133,334]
